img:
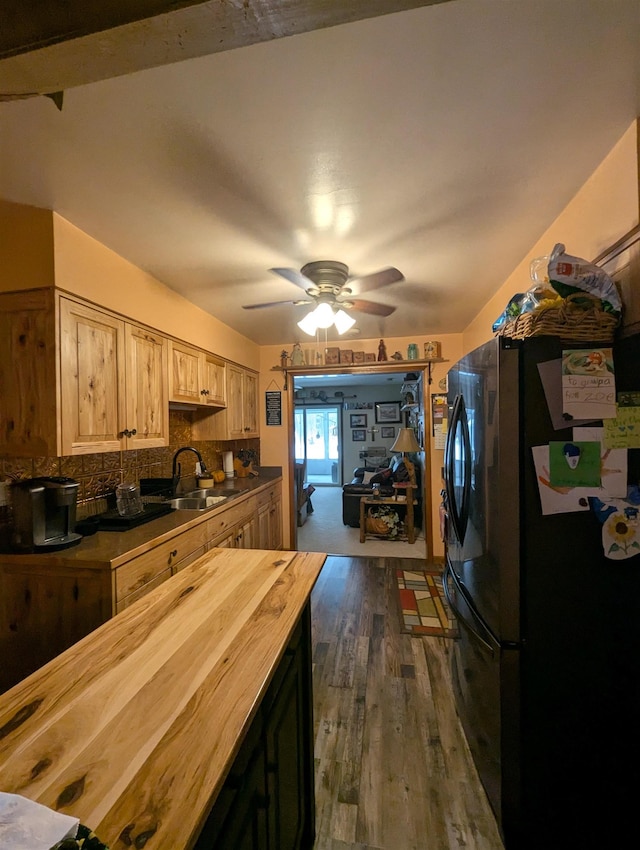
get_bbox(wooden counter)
[0,546,326,850]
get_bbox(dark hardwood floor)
[310,555,504,850]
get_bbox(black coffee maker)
[12,476,82,552]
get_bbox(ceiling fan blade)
[242,299,311,310]
[269,267,316,292]
[346,267,404,296]
[348,299,396,317]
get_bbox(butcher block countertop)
[0,545,326,850]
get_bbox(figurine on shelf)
[391,351,403,361]
[280,350,289,369]
[378,339,387,361]
[291,342,305,366]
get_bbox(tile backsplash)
[0,411,260,526]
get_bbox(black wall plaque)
[265,390,282,426]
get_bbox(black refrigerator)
[443,334,640,850]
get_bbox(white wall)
[463,120,639,354]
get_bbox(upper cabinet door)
[59,298,126,455]
[0,289,58,457]
[169,340,202,404]
[202,354,226,407]
[226,365,245,437]
[242,371,258,437]
[125,323,169,449]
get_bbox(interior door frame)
[286,360,439,560]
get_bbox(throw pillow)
[362,471,375,485]
[371,467,393,484]
[392,461,410,483]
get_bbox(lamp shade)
[333,309,356,334]
[311,302,335,328]
[390,427,422,453]
[297,311,319,335]
[297,303,356,336]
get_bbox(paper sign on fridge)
[561,348,616,420]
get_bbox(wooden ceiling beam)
[0,0,451,97]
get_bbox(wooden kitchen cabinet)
[202,352,227,407]
[60,298,169,453]
[257,484,283,550]
[0,561,112,692]
[193,364,259,440]
[208,496,257,550]
[169,340,227,408]
[114,521,214,611]
[0,289,60,457]
[0,290,169,456]
[194,605,315,850]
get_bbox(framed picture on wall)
[375,401,401,424]
[380,426,395,439]
[352,428,367,441]
[350,413,367,427]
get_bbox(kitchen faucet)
[171,446,206,494]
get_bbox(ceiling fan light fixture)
[297,311,319,336]
[311,302,335,329]
[334,309,356,334]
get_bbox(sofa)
[342,455,422,528]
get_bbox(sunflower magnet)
[603,507,640,560]
[590,492,640,560]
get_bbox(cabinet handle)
[168,549,178,564]
[121,428,137,438]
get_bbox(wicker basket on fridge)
[496,292,620,344]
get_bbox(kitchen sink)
[169,495,228,511]
[183,488,244,499]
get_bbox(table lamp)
[390,427,422,486]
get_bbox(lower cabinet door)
[216,747,269,850]
[265,651,306,850]
[194,716,268,850]
[264,606,314,850]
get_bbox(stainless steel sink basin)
[169,495,228,511]
[184,488,244,499]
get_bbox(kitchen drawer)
[172,542,208,574]
[256,484,280,509]
[202,496,256,540]
[115,523,211,601]
[115,567,172,614]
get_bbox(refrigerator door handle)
[444,394,472,545]
[444,559,497,654]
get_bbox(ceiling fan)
[242,260,403,335]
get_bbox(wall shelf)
[272,357,448,390]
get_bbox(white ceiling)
[1,0,640,346]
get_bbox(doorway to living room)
[292,370,427,560]
[295,405,341,486]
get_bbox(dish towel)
[0,792,79,849]
[0,793,109,850]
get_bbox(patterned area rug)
[395,568,458,637]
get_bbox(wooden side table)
[359,485,416,544]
